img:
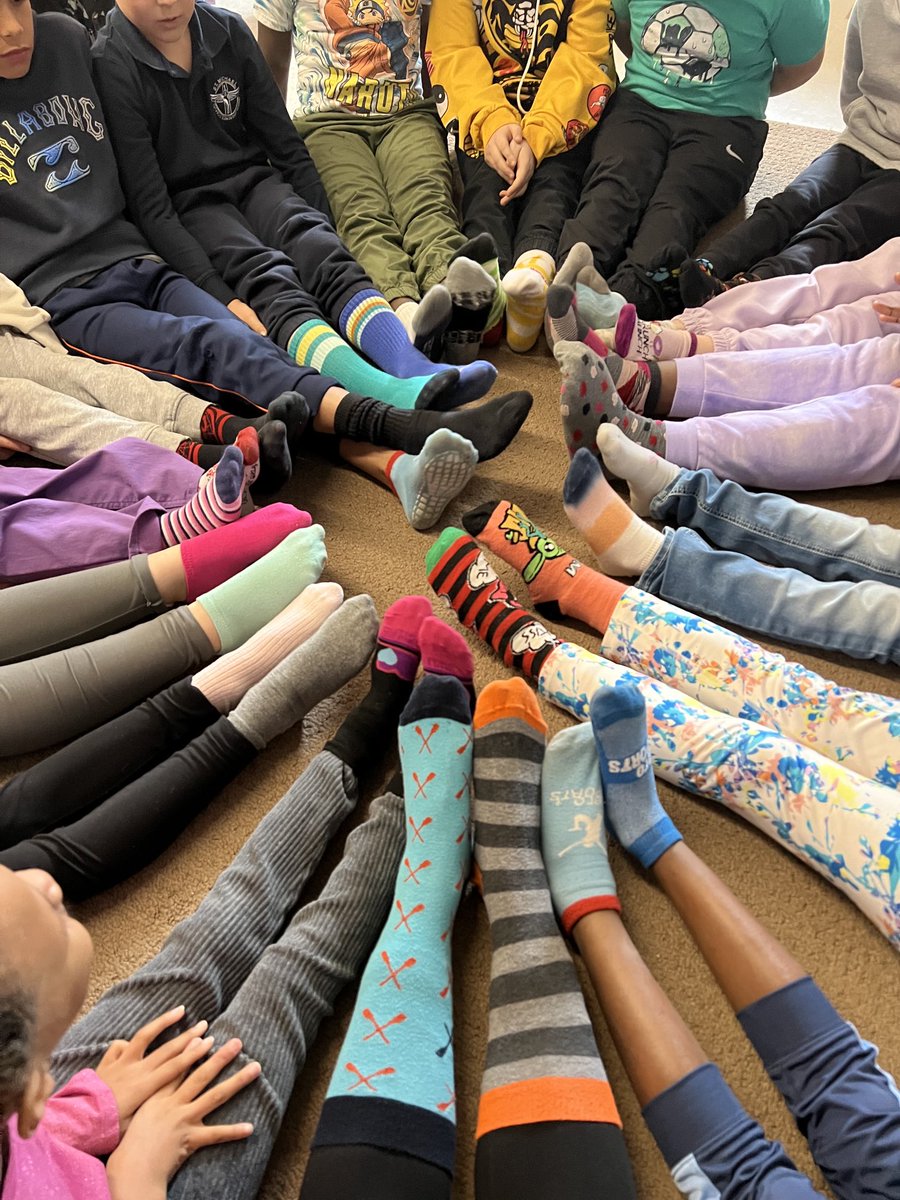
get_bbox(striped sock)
[563,449,663,578]
[472,679,629,1182]
[311,672,473,1177]
[425,528,562,680]
[340,291,497,407]
[502,250,555,353]
[160,445,244,546]
[287,318,452,411]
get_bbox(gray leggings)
[51,753,405,1200]
[0,555,169,664]
[0,600,212,756]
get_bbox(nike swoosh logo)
[725,143,744,162]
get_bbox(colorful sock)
[386,430,479,532]
[595,424,680,517]
[590,684,681,869]
[176,439,222,469]
[192,581,344,713]
[555,340,627,459]
[234,426,261,488]
[604,351,660,416]
[312,672,473,1176]
[575,279,627,330]
[545,283,609,357]
[394,299,419,340]
[426,528,561,680]
[472,679,624,1142]
[677,257,727,308]
[563,450,663,578]
[615,304,698,361]
[413,284,453,360]
[160,445,243,546]
[198,393,309,453]
[502,250,555,353]
[180,503,313,602]
[229,595,377,749]
[287,318,458,412]
[339,289,496,407]
[442,256,495,364]
[541,722,619,933]
[333,389,532,463]
[462,499,625,632]
[324,593,431,779]
[418,615,474,706]
[196,524,327,653]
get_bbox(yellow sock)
[502,250,555,353]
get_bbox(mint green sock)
[576,282,626,330]
[197,525,326,652]
[541,722,619,935]
[287,320,449,411]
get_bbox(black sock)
[333,391,533,462]
[253,421,293,495]
[199,393,309,455]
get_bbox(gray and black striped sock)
[472,678,624,1142]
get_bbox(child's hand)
[105,1037,259,1192]
[873,298,900,325]
[500,141,536,205]
[96,1007,215,1131]
[485,124,524,185]
[227,299,268,336]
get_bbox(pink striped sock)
[160,445,243,546]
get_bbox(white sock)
[596,425,680,517]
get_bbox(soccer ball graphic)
[640,4,731,83]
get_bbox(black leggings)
[0,678,255,900]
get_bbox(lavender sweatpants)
[663,385,900,489]
[678,236,900,338]
[0,438,201,584]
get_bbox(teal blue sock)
[287,319,456,411]
[576,281,627,330]
[387,430,478,531]
[541,723,619,934]
[589,685,682,869]
[316,673,472,1171]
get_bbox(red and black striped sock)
[199,405,259,445]
[425,528,561,681]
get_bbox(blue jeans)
[638,470,900,665]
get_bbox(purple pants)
[0,439,201,584]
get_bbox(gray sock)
[229,595,378,749]
[555,242,595,291]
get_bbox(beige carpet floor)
[7,120,899,1198]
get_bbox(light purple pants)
[0,438,201,584]
[663,385,900,489]
[679,236,900,342]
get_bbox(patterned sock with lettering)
[311,672,473,1178]
[615,303,697,361]
[541,722,619,934]
[472,679,626,1169]
[340,290,497,406]
[426,528,562,681]
[590,684,681,869]
[287,318,457,411]
[462,499,626,632]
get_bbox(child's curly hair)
[0,986,36,1122]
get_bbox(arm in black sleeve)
[238,20,334,221]
[91,52,237,306]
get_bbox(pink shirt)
[2,1070,119,1200]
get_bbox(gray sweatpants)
[51,754,405,1200]
[0,330,208,464]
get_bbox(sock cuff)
[560,893,621,934]
[384,449,404,492]
[630,819,682,870]
[477,1077,621,1139]
[313,1095,456,1174]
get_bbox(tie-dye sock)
[563,450,663,578]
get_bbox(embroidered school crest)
[210,76,240,120]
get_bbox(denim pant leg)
[637,527,900,666]
[651,469,900,586]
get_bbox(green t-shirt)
[612,0,829,119]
